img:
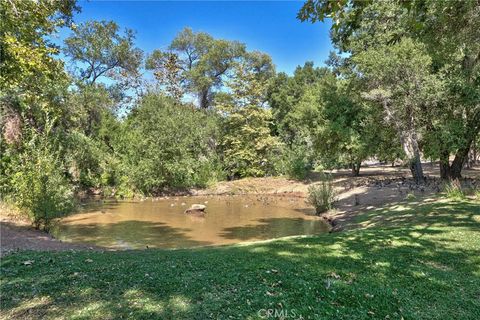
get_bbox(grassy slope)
[1,199,479,319]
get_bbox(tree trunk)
[439,150,451,180]
[473,139,478,164]
[400,129,424,184]
[382,100,424,183]
[409,156,424,184]
[351,162,361,176]
[450,144,470,179]
[449,114,480,179]
[199,89,210,109]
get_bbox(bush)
[193,159,225,188]
[119,94,222,194]
[307,175,336,215]
[10,136,74,229]
[444,179,466,200]
[274,144,311,180]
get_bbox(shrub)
[444,179,466,200]
[307,175,336,215]
[119,94,222,194]
[10,137,74,229]
[193,159,225,188]
[274,144,311,180]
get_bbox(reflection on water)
[52,195,330,249]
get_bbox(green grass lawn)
[1,198,480,319]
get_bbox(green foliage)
[354,37,443,181]
[444,180,466,201]
[269,63,402,176]
[299,0,480,180]
[307,175,336,214]
[9,133,74,229]
[0,1,78,225]
[217,54,279,178]
[274,142,312,180]
[64,20,143,86]
[0,0,78,93]
[119,94,222,193]
[268,62,328,145]
[147,27,246,109]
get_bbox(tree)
[146,27,246,109]
[1,0,78,135]
[0,0,78,223]
[299,0,480,179]
[268,62,328,145]
[216,52,279,178]
[1,0,78,165]
[354,38,444,183]
[312,75,381,176]
[63,19,144,175]
[64,20,143,86]
[145,51,184,101]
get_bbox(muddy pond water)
[52,195,330,249]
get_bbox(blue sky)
[59,0,333,75]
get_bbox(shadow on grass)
[1,199,480,319]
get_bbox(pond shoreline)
[0,215,103,257]
[1,191,329,255]
[3,165,479,255]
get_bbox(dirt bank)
[0,207,102,256]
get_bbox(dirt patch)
[0,214,102,256]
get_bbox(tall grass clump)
[444,179,466,200]
[307,174,336,215]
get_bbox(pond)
[52,195,330,249]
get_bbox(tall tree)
[268,62,328,145]
[64,20,143,86]
[1,0,78,135]
[63,20,144,135]
[216,52,279,178]
[146,27,246,108]
[299,0,480,179]
[354,38,444,182]
[0,0,79,222]
[145,51,184,101]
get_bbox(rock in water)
[184,204,206,214]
